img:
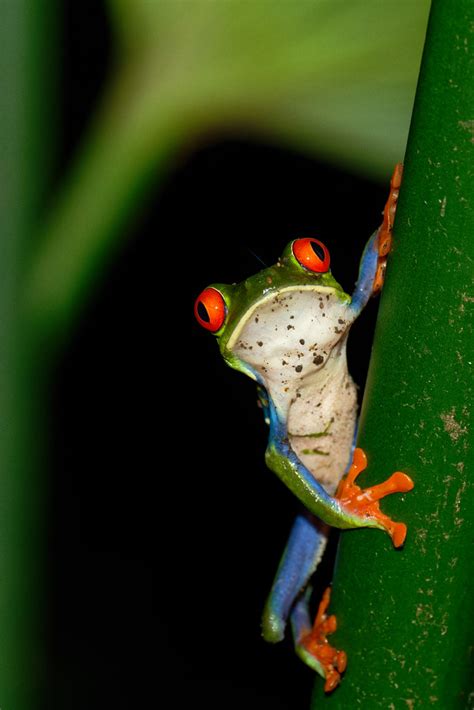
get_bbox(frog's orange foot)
[299,588,347,693]
[336,448,414,547]
[373,162,403,293]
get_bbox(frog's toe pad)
[336,448,414,547]
[261,607,286,644]
[391,522,408,548]
[297,588,346,693]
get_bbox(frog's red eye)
[292,238,330,273]
[194,287,227,332]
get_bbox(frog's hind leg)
[261,514,346,692]
[261,513,328,644]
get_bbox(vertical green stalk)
[313,0,473,706]
[0,3,55,705]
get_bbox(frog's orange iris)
[194,287,227,332]
[292,238,330,273]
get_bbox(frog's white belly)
[226,285,357,493]
[287,351,357,495]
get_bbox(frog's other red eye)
[194,287,227,332]
[292,238,330,273]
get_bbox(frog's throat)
[225,285,345,352]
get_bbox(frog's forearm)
[349,230,378,315]
[265,440,377,531]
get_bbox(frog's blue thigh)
[261,514,328,643]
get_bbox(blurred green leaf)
[0,1,57,705]
[107,0,430,172]
[25,0,430,350]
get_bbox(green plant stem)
[312,0,474,705]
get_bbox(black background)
[48,3,389,707]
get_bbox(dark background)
[48,3,388,707]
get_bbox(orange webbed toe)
[336,448,414,547]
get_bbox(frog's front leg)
[350,162,403,314]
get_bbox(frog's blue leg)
[262,516,346,690]
[261,514,328,643]
[290,587,327,674]
[348,229,379,316]
[289,584,313,644]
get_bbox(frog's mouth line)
[226,285,338,351]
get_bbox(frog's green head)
[195,238,351,385]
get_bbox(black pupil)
[197,300,210,323]
[310,241,325,261]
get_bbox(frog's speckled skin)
[229,285,356,495]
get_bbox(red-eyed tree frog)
[194,165,413,692]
